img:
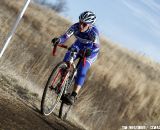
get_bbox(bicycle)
[41,44,87,119]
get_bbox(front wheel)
[41,62,68,116]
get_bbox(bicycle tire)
[58,69,75,119]
[59,100,72,120]
[41,62,69,116]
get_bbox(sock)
[71,91,77,97]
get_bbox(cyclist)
[52,11,100,105]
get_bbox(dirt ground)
[0,74,84,130]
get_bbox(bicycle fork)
[49,68,68,92]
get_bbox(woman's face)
[79,21,90,32]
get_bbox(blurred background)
[35,0,160,62]
[0,1,160,130]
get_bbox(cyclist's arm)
[92,42,100,54]
[58,25,75,44]
[91,31,100,54]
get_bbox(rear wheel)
[41,62,68,116]
[59,100,72,120]
[58,69,75,119]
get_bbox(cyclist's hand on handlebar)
[51,37,60,46]
[85,48,92,57]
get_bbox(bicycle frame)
[41,44,87,116]
[52,44,86,93]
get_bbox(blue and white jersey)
[60,23,100,86]
[59,23,100,54]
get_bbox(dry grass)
[0,0,160,130]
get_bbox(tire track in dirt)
[0,75,84,130]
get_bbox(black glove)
[52,37,60,46]
[85,48,92,57]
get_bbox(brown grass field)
[0,0,160,130]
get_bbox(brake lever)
[52,44,68,56]
[52,45,57,56]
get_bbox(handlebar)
[52,44,87,66]
[52,44,68,56]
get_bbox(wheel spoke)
[41,62,68,116]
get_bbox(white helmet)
[79,11,96,24]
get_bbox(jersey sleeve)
[92,42,100,54]
[91,28,100,54]
[58,24,75,44]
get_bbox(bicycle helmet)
[79,11,96,24]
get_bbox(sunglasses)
[80,21,88,27]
